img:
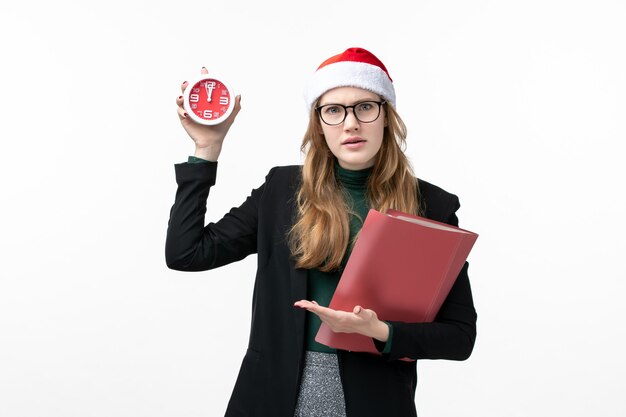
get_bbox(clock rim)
[183,75,236,126]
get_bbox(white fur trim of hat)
[304,47,396,112]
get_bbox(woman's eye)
[357,102,373,111]
[325,106,341,114]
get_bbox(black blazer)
[166,161,477,417]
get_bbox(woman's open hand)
[294,300,389,342]
[176,67,242,161]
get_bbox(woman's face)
[318,87,386,171]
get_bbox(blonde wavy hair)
[287,102,421,272]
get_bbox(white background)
[1,1,625,416]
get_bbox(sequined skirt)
[294,351,347,417]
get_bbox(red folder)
[315,209,478,354]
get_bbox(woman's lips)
[341,137,366,149]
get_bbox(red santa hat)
[304,47,396,111]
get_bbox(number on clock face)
[189,79,230,120]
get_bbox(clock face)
[183,76,234,125]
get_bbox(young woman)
[166,47,477,417]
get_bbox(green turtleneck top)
[187,156,393,354]
[304,162,393,354]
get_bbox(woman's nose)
[343,109,360,130]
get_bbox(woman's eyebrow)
[319,98,379,106]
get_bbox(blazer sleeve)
[382,194,478,361]
[165,161,276,271]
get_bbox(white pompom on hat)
[304,47,396,112]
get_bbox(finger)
[180,80,188,94]
[177,106,188,121]
[310,305,340,320]
[353,305,362,315]
[201,66,208,75]
[175,95,184,108]
[293,300,315,309]
[293,300,331,316]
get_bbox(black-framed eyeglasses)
[316,101,385,126]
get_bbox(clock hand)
[205,81,216,103]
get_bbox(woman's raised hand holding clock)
[176,67,242,161]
